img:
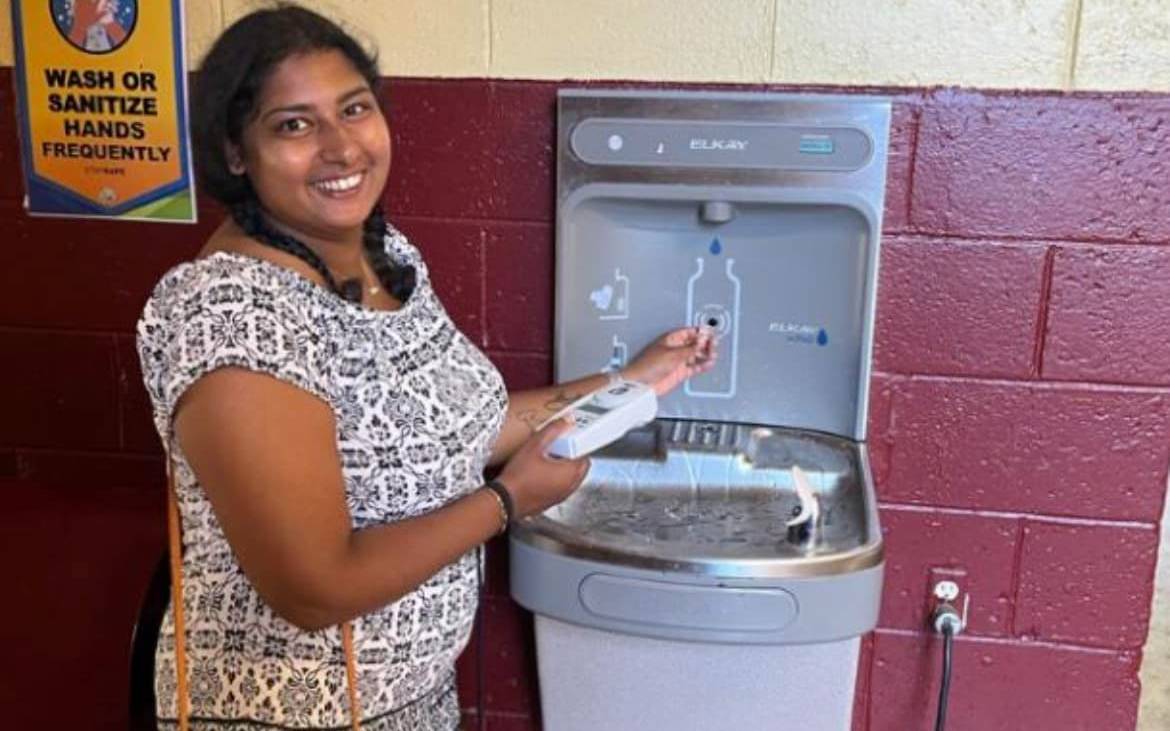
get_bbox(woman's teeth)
[314,173,363,194]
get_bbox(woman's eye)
[277,118,310,133]
[344,101,372,117]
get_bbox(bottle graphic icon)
[685,257,741,399]
[603,335,629,372]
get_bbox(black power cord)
[931,601,963,731]
[934,621,955,731]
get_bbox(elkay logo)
[690,138,749,152]
[769,322,829,346]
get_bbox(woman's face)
[235,49,390,244]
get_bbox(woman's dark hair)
[191,3,414,303]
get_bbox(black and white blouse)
[136,225,508,730]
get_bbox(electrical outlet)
[927,567,971,633]
[934,579,960,602]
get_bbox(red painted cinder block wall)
[1,71,1168,731]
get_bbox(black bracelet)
[485,479,515,526]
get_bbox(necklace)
[230,200,416,305]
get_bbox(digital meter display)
[579,403,609,416]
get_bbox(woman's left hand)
[620,326,717,396]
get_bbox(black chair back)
[129,554,170,731]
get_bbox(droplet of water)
[817,329,829,346]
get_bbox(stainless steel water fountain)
[510,90,891,731]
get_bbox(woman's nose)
[318,121,358,165]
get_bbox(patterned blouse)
[136,226,508,730]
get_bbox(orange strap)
[167,458,362,729]
[342,622,362,730]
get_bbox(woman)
[137,5,714,730]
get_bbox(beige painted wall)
[2,0,1168,90]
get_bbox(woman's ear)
[225,143,245,175]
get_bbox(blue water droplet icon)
[817,329,829,346]
[709,238,722,255]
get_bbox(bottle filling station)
[510,90,891,731]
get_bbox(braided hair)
[229,199,415,303]
[192,4,414,303]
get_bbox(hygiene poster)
[9,0,195,222]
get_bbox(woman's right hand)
[496,418,590,518]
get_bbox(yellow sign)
[10,0,195,221]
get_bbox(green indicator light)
[799,135,834,154]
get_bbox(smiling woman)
[134,4,715,731]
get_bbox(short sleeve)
[383,222,429,281]
[135,257,330,448]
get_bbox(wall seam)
[485,348,549,358]
[903,102,922,230]
[858,633,874,731]
[1007,517,1028,636]
[0,325,137,337]
[1063,0,1086,91]
[767,0,779,82]
[1031,246,1058,379]
[110,334,126,450]
[897,371,1170,394]
[7,446,162,459]
[879,502,1157,530]
[880,232,1170,249]
[869,368,1170,390]
[872,626,1139,655]
[485,0,494,75]
[478,226,488,349]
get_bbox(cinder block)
[912,90,1170,243]
[773,0,1074,89]
[487,353,552,392]
[480,597,540,715]
[882,378,1170,521]
[117,335,161,455]
[1045,245,1170,386]
[878,507,1019,637]
[852,632,875,731]
[0,485,166,729]
[492,0,773,82]
[869,631,1141,730]
[485,81,559,223]
[485,222,553,353]
[384,80,557,222]
[184,0,224,69]
[0,71,22,203]
[456,627,480,712]
[1075,0,1170,92]
[883,99,921,234]
[0,330,120,450]
[866,373,896,488]
[220,0,489,77]
[0,202,213,332]
[483,712,539,731]
[392,216,486,346]
[14,452,162,490]
[874,238,1047,378]
[1015,520,1159,649]
[383,80,499,220]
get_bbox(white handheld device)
[543,379,658,459]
